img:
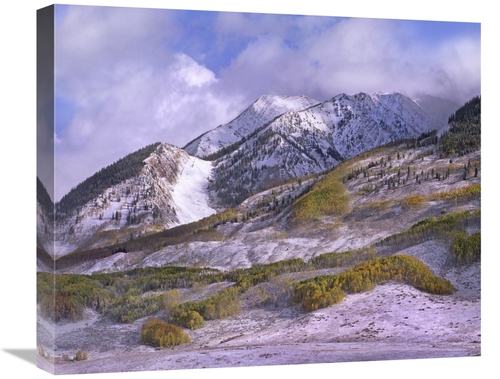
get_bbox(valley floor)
[37,260,480,375]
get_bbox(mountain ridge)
[183,94,320,158]
[207,91,457,207]
[43,142,216,256]
[38,90,461,257]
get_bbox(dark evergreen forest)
[56,142,161,216]
[439,96,481,156]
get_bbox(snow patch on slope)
[171,156,215,224]
[51,143,217,257]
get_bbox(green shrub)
[37,272,112,322]
[451,232,481,265]
[294,255,455,312]
[140,317,190,348]
[375,210,480,250]
[297,282,345,312]
[309,247,376,269]
[175,286,242,321]
[169,310,205,330]
[293,177,349,220]
[103,290,164,323]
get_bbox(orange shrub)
[401,194,427,209]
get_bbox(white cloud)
[53,6,480,200]
[55,44,239,199]
[219,17,480,103]
[169,53,219,88]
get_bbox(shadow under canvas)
[3,349,37,366]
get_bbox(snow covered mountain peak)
[252,94,317,110]
[207,91,458,207]
[184,94,319,159]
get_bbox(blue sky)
[51,4,481,200]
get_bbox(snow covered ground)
[37,233,481,375]
[37,271,480,374]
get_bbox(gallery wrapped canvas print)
[36,3,481,375]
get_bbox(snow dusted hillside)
[209,91,454,207]
[314,92,442,159]
[53,143,215,256]
[59,145,481,275]
[41,91,459,254]
[184,95,319,158]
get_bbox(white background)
[0,1,496,378]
